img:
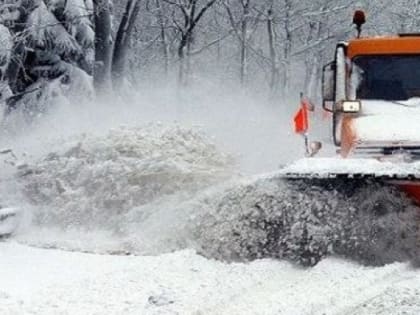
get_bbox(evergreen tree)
[0,0,94,116]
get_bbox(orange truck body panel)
[340,116,357,158]
[398,182,420,206]
[348,36,420,59]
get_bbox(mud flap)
[0,207,20,238]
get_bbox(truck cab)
[323,35,420,157]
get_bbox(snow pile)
[17,124,235,232]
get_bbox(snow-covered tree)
[112,0,141,87]
[0,0,95,115]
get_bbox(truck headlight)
[341,100,361,113]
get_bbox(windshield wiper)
[390,101,413,107]
[390,97,420,107]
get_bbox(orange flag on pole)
[293,99,309,134]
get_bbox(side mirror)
[308,141,322,157]
[322,62,336,112]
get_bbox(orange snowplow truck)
[286,12,420,259]
[322,12,420,158]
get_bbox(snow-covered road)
[1,242,419,315]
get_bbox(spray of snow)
[193,175,419,266]
[12,124,236,254]
[0,82,300,254]
[4,124,417,266]
[0,82,418,266]
[0,80,302,173]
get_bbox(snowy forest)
[0,0,419,115]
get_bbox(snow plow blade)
[0,207,20,238]
[282,171,420,205]
[280,158,420,203]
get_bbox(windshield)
[351,55,420,101]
